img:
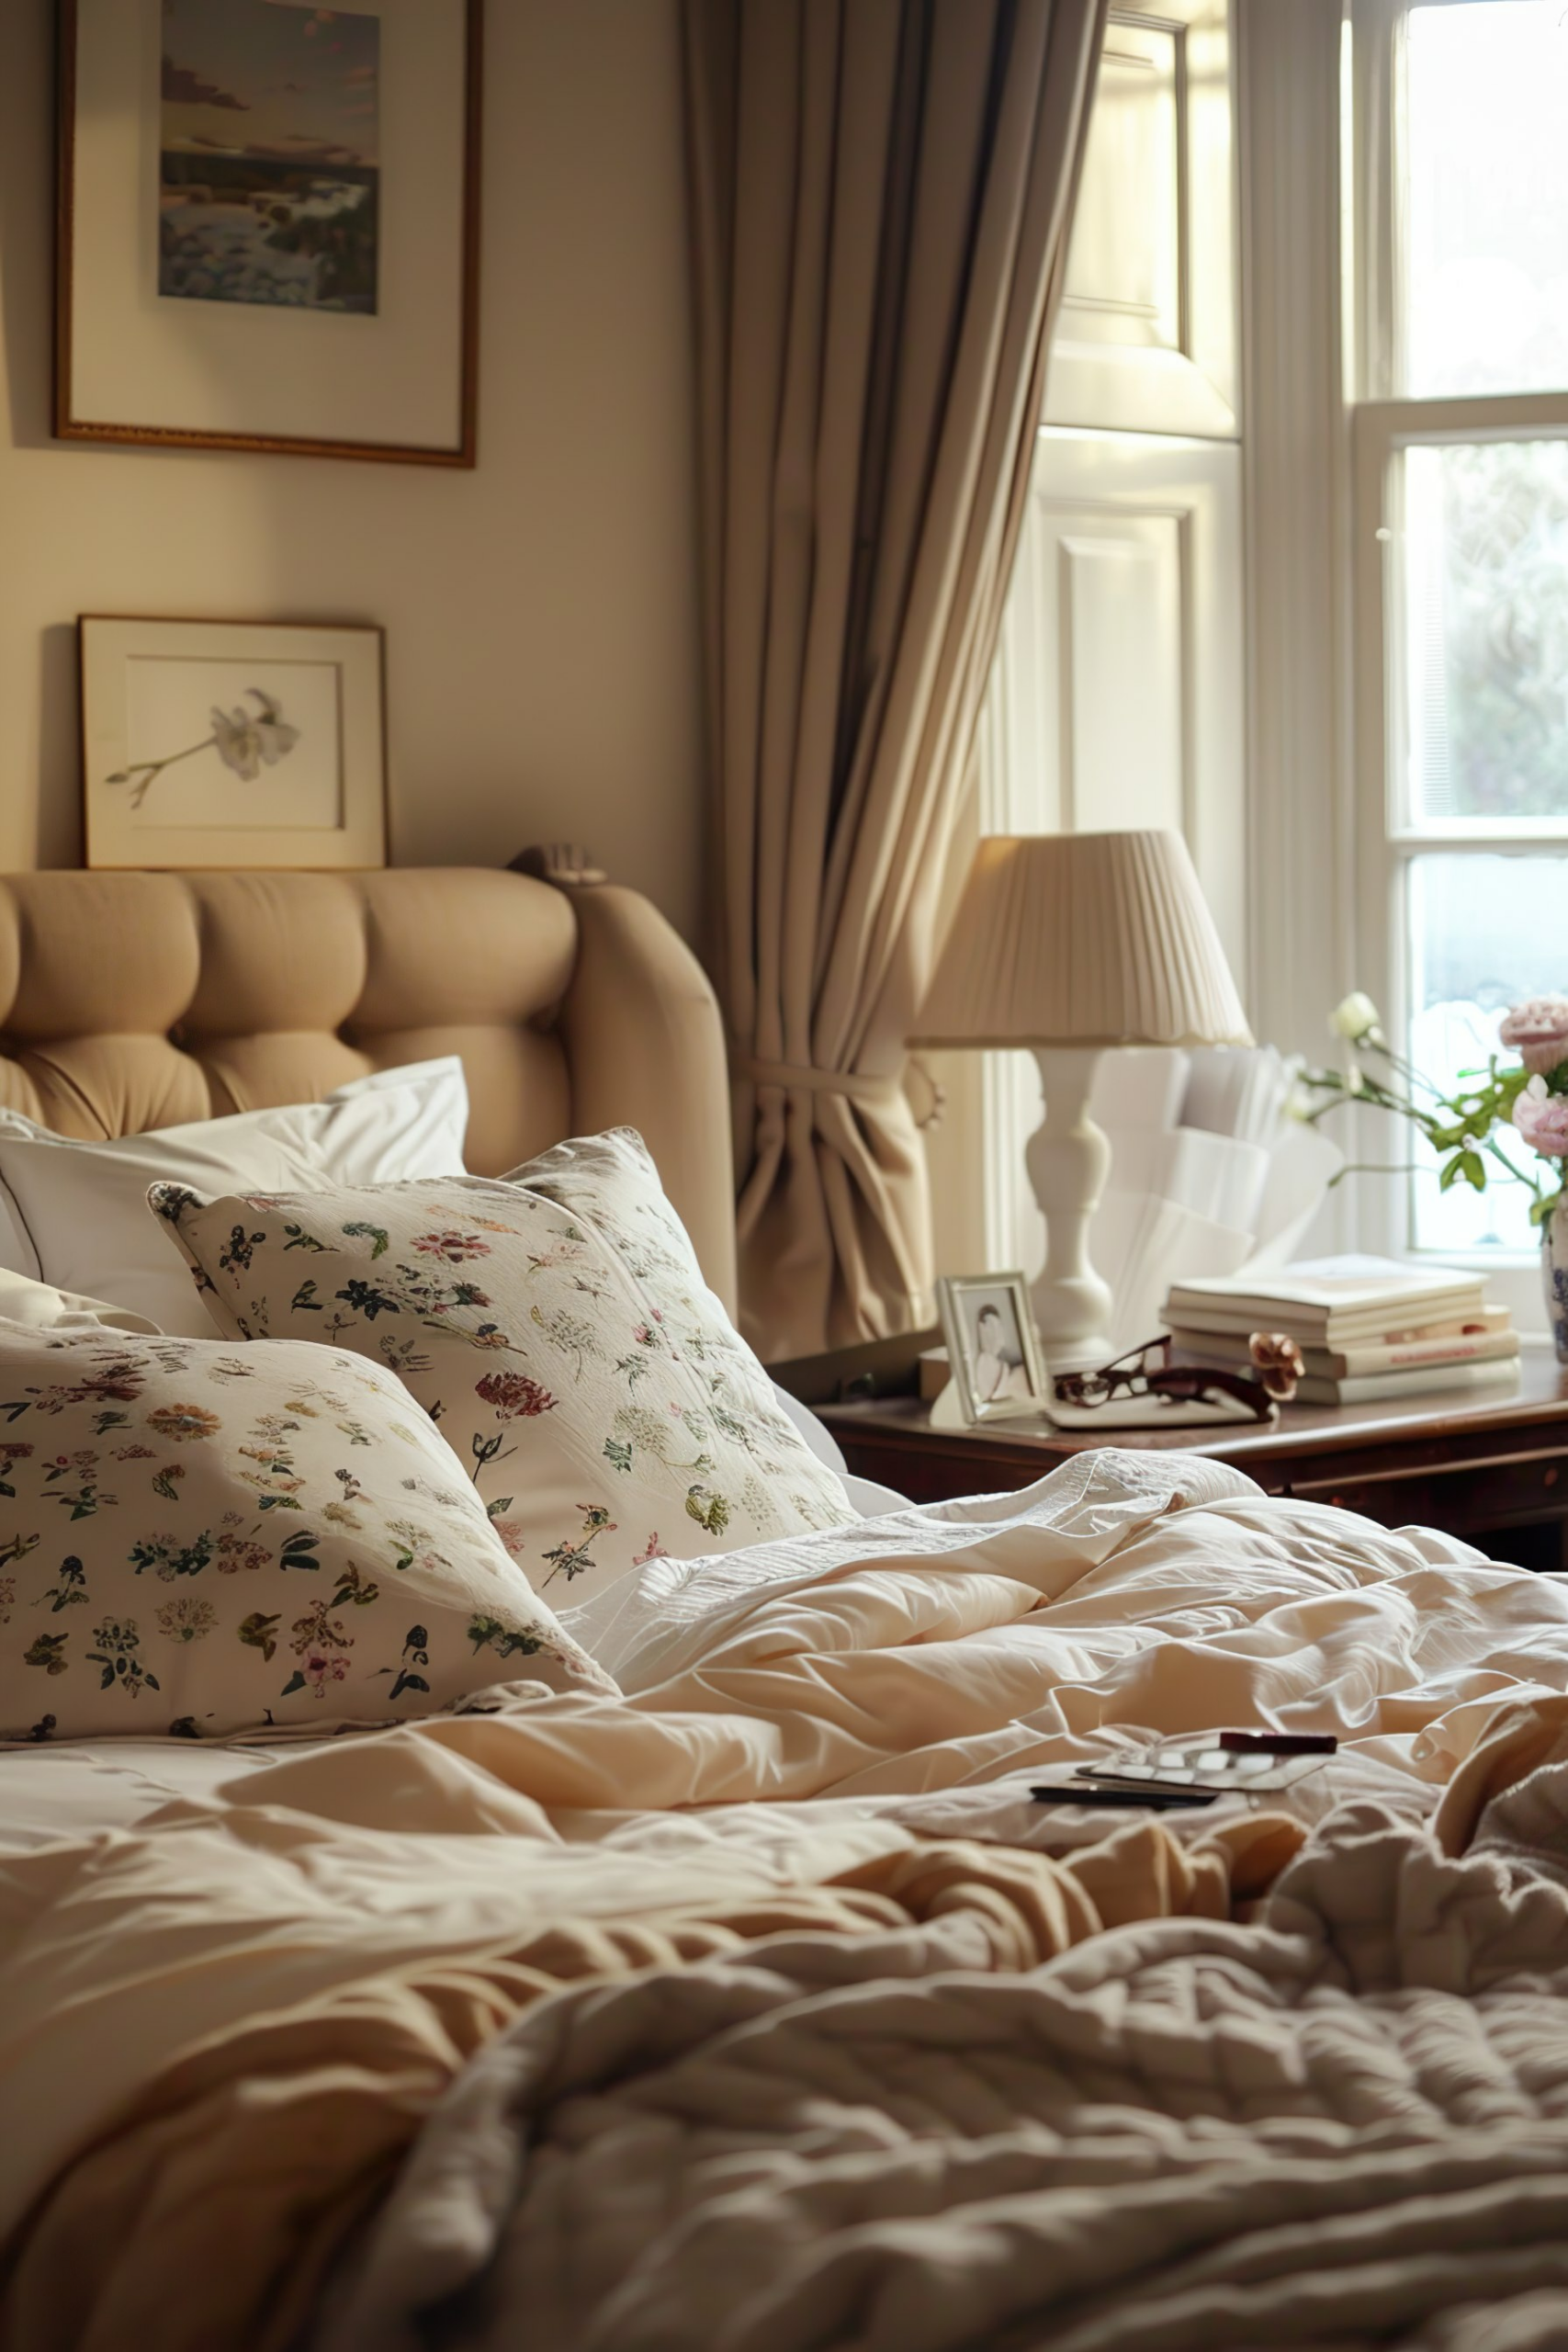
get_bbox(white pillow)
[0,1060,469,1340]
[0,1267,157,1336]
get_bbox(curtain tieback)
[736,1056,906,1110]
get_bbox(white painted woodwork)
[1065,22,1183,356]
[1236,0,1355,1068]
[1048,0,1239,440]
[995,431,1247,967]
[1059,526,1184,833]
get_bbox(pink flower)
[299,1649,350,1692]
[1500,996,1568,1076]
[412,1230,491,1264]
[1513,1076,1568,1157]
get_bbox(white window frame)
[1241,0,1568,1329]
[1346,0,1568,1324]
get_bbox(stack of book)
[1162,1257,1518,1406]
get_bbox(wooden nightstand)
[812,1352,1568,1573]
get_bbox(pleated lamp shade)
[912,830,1252,1049]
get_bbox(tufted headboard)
[0,867,738,1314]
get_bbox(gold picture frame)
[80,614,389,871]
[56,0,482,467]
[935,1272,1050,1426]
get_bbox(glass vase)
[1542,1200,1568,1364]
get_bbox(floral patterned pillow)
[0,1324,613,1743]
[149,1131,853,1602]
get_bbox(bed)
[5,865,1568,2352]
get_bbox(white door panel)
[1058,524,1185,833]
[987,430,1245,959]
[1048,0,1238,439]
[1064,21,1184,356]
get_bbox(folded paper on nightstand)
[1087,1046,1344,1351]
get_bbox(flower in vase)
[1513,1076,1568,1158]
[1329,991,1383,1045]
[1499,996,1568,1077]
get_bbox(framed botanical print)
[80,615,388,870]
[56,0,481,466]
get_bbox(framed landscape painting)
[57,1,481,465]
[80,616,388,870]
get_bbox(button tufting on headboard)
[0,866,738,1310]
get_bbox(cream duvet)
[5,1451,1568,2350]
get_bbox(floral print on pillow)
[150,1130,853,1603]
[0,1327,613,1743]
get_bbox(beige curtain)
[683,0,1106,1361]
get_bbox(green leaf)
[1460,1150,1486,1192]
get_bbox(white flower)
[209,690,300,783]
[210,705,265,781]
[247,688,300,766]
[1330,991,1382,1045]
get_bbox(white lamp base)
[1025,1046,1115,1375]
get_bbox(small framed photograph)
[56,0,481,466]
[80,614,388,870]
[936,1272,1048,1425]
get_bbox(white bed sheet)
[0,1737,320,1855]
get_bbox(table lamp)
[911,830,1252,1374]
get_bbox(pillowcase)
[149,1129,856,1601]
[0,1322,611,1743]
[768,1381,910,1518]
[0,1059,469,1339]
[0,1267,158,1338]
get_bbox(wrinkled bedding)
[314,1696,1568,2352]
[0,1737,301,1855]
[6,1452,1568,2350]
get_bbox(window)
[1351,0,1568,1272]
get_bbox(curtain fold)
[683,0,1107,1359]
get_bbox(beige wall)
[0,0,706,941]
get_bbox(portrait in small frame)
[936,1272,1048,1425]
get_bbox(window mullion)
[1349,0,1404,403]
